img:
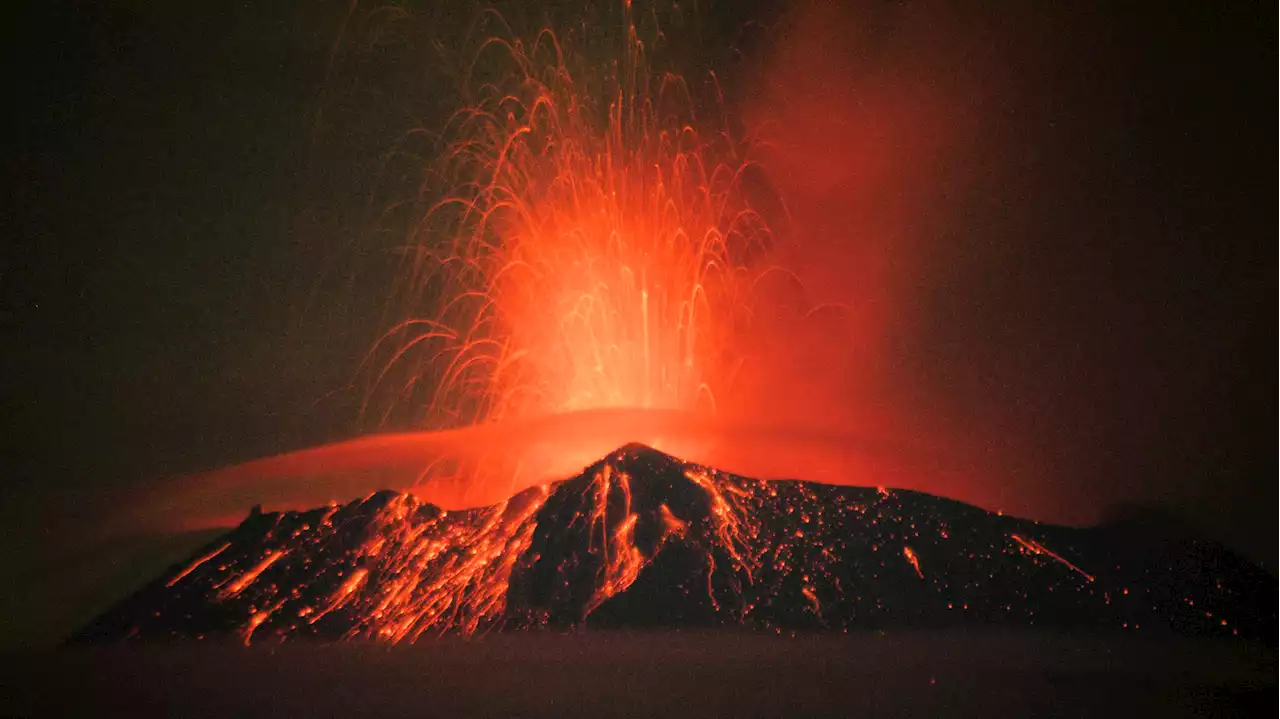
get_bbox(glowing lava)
[1011,533,1095,584]
[77,445,1274,644]
[362,7,773,437]
[66,7,1279,651]
[117,8,995,542]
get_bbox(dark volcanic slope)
[75,445,1275,643]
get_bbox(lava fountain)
[363,12,770,427]
[130,5,968,539]
[350,7,781,503]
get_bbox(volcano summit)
[75,445,1274,644]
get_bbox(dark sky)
[2,0,1274,643]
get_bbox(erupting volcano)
[279,3,823,516]
[9,1,1275,717]
[77,444,1274,644]
[67,4,1275,655]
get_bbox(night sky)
[2,1,1274,645]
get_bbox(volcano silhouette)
[74,444,1275,643]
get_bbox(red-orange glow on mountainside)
[129,408,992,535]
[78,446,1274,644]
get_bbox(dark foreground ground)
[3,631,1274,718]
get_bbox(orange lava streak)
[588,464,631,562]
[801,585,821,614]
[587,512,646,614]
[580,463,693,616]
[902,545,923,578]
[242,600,285,646]
[659,504,687,535]
[330,489,549,641]
[166,542,230,587]
[309,567,369,625]
[684,467,760,580]
[218,550,287,600]
[242,611,270,646]
[1010,534,1094,583]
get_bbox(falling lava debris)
[75,445,1276,644]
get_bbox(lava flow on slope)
[75,445,1275,645]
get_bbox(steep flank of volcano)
[73,445,1275,644]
